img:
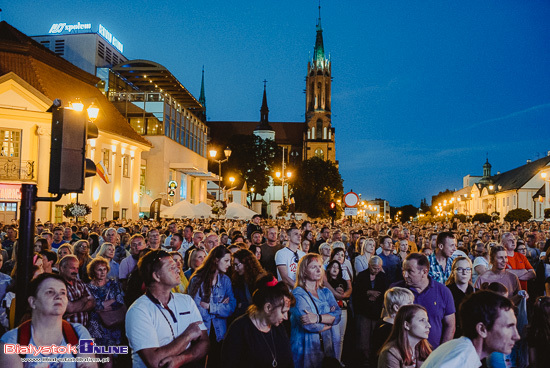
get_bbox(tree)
[504,208,532,223]
[292,157,343,218]
[209,134,281,198]
[472,213,492,223]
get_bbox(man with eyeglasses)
[275,228,306,289]
[126,250,208,368]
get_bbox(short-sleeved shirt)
[422,336,481,368]
[474,270,520,296]
[119,255,138,280]
[472,256,489,285]
[275,247,306,284]
[391,277,455,348]
[507,252,533,290]
[64,279,91,326]
[428,253,455,284]
[126,292,206,368]
[1,322,92,368]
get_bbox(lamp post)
[209,147,232,201]
[275,170,292,205]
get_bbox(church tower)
[254,80,275,141]
[304,4,336,163]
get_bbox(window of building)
[105,47,112,64]
[98,41,105,59]
[103,149,111,174]
[0,129,21,158]
[314,148,324,158]
[140,164,146,195]
[54,39,64,56]
[55,205,63,223]
[121,208,127,219]
[101,207,108,221]
[316,120,323,139]
[122,155,130,177]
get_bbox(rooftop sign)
[98,24,124,53]
[47,22,124,54]
[49,22,92,34]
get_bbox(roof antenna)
[317,0,322,29]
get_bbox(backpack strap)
[16,320,79,358]
[61,320,79,347]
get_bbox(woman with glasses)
[188,246,236,368]
[86,257,126,368]
[445,256,474,337]
[232,248,266,318]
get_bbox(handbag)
[98,303,127,327]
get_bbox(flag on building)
[96,161,110,184]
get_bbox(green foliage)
[210,135,281,197]
[472,213,492,223]
[292,157,343,218]
[504,208,532,223]
[452,213,467,222]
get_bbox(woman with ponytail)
[221,273,295,368]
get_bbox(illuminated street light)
[209,147,232,200]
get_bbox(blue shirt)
[392,277,455,348]
[428,253,455,284]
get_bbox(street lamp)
[275,170,292,205]
[209,147,232,200]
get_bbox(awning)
[169,163,218,179]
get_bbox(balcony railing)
[0,159,35,181]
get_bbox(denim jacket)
[190,273,236,341]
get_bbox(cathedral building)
[206,8,337,215]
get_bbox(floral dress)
[87,279,125,346]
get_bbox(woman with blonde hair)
[96,242,119,281]
[355,237,376,275]
[290,253,341,367]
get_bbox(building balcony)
[0,159,35,181]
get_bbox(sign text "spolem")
[49,22,92,34]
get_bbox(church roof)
[207,121,305,147]
[490,155,550,191]
[0,21,151,147]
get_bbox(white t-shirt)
[126,292,206,368]
[275,247,306,283]
[421,336,481,368]
[472,256,489,285]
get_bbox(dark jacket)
[353,268,389,319]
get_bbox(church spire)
[254,80,274,140]
[199,66,206,108]
[313,0,325,66]
[260,79,269,124]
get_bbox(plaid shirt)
[64,278,91,326]
[428,253,455,284]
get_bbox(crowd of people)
[0,215,549,367]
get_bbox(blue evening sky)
[5,1,550,206]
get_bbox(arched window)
[314,148,324,158]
